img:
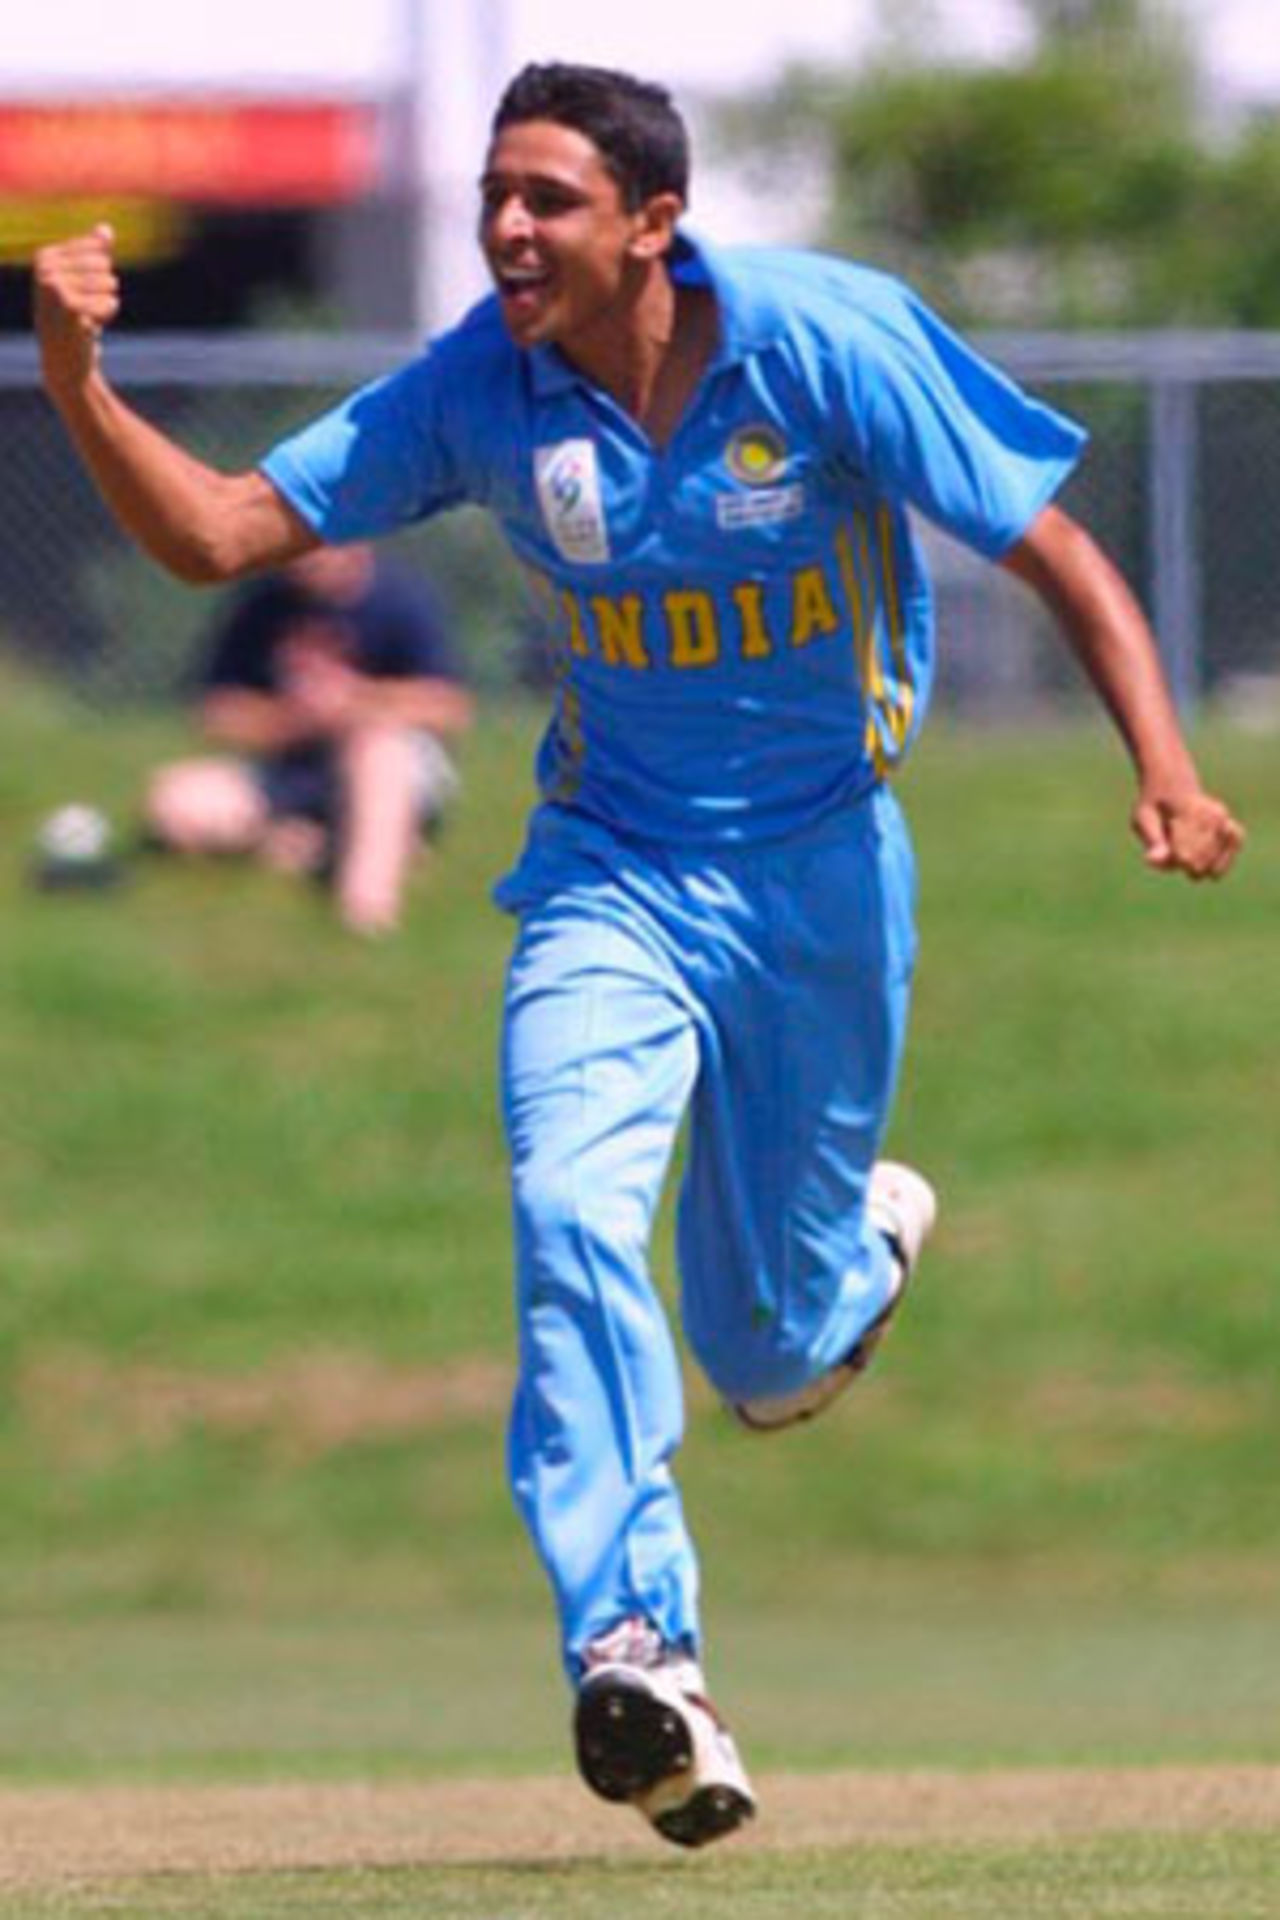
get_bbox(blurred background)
[3,0,1280,713]
[0,0,1278,1798]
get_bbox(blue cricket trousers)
[496,785,917,1676]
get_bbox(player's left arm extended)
[1000,504,1244,881]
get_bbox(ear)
[627,191,683,262]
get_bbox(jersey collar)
[527,229,784,398]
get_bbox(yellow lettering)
[732,582,774,660]
[664,590,720,669]
[559,590,591,658]
[591,593,651,669]
[789,564,840,648]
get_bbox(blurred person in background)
[143,542,472,936]
[33,61,1243,1851]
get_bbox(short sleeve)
[260,354,469,543]
[837,277,1086,558]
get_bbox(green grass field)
[0,670,1277,1914]
[13,1828,1280,1919]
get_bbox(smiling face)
[478,119,681,358]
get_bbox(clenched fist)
[33,224,120,395]
[1132,784,1245,882]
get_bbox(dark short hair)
[491,62,690,209]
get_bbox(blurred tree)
[717,0,1280,327]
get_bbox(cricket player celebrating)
[34,62,1243,1849]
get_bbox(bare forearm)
[35,226,316,583]
[1001,508,1194,786]
[1002,505,1243,878]
[46,370,251,583]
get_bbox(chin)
[497,302,552,350]
[502,316,542,349]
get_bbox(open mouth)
[494,262,554,323]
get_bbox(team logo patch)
[534,439,610,564]
[726,423,788,487]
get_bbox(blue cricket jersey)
[262,234,1085,845]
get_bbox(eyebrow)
[478,168,587,193]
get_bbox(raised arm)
[1001,505,1244,881]
[33,225,316,584]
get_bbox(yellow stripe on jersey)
[837,518,887,778]
[547,663,586,802]
[876,506,915,751]
[838,513,916,775]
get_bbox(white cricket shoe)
[731,1159,938,1433]
[573,1621,756,1849]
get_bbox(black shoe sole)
[573,1672,756,1848]
[574,1671,692,1804]
[654,1783,756,1849]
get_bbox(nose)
[484,190,534,251]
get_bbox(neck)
[564,262,678,415]
[565,268,715,443]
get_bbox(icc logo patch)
[534,438,611,564]
[725,424,788,487]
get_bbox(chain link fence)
[3,331,1280,720]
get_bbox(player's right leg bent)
[730,1159,938,1431]
[675,787,932,1430]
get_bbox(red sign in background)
[0,101,382,204]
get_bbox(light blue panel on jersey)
[262,233,1085,848]
[498,786,915,1668]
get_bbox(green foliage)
[720,0,1280,327]
[1149,115,1280,326]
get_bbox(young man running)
[33,61,1243,1849]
